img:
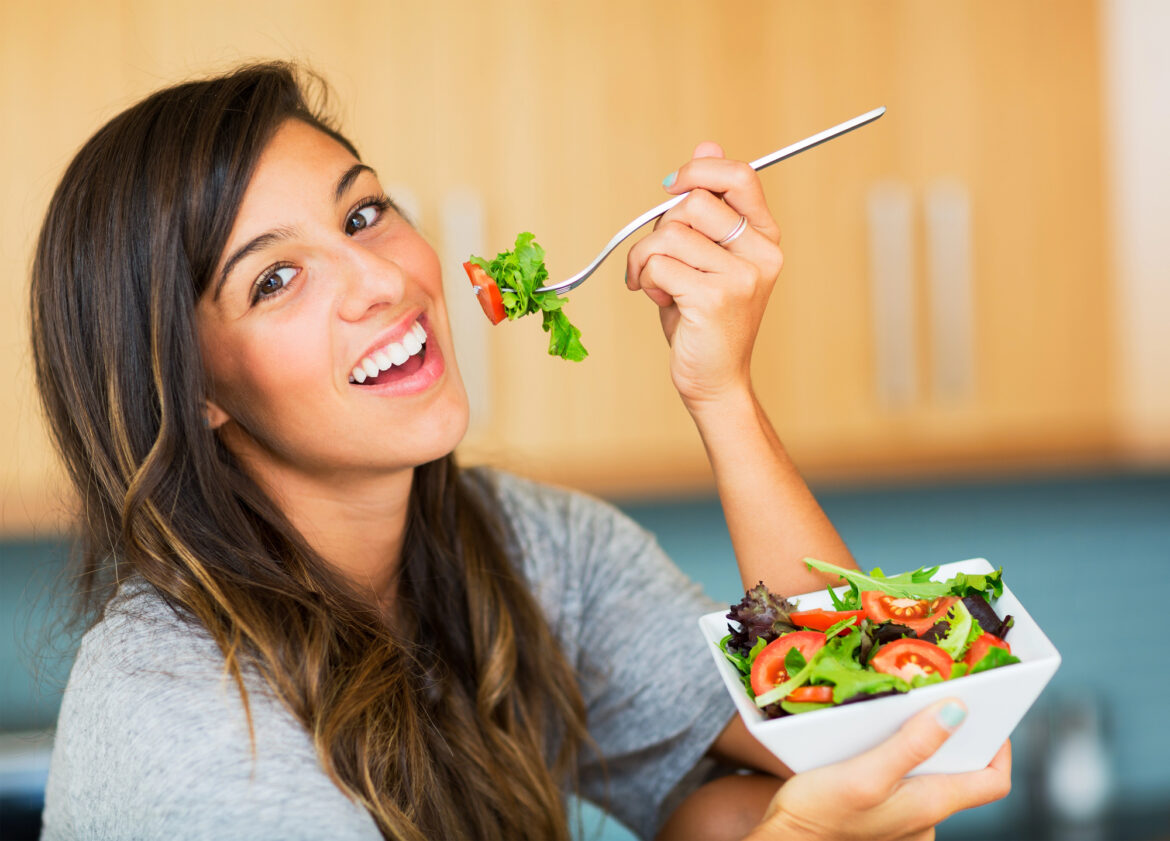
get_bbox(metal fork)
[536,106,886,295]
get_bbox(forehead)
[242,119,359,207]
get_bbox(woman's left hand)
[626,142,783,410]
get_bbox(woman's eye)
[345,203,381,235]
[253,265,298,302]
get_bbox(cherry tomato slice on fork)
[463,261,506,325]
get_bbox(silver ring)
[716,215,748,246]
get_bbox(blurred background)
[1,1,1167,839]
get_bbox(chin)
[410,384,471,467]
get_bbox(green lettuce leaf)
[469,232,588,361]
[780,699,834,715]
[934,601,975,660]
[968,645,1021,674]
[804,558,1004,601]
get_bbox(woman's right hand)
[745,700,1011,841]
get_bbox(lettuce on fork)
[468,232,588,362]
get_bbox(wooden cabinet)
[0,1,1114,533]
[460,0,1114,492]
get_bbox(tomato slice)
[785,685,834,703]
[870,638,953,681]
[962,633,1011,670]
[860,592,958,635]
[789,609,866,633]
[750,631,826,696]
[462,261,506,325]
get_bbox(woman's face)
[197,119,469,483]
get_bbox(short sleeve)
[485,470,736,841]
[41,591,382,841]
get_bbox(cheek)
[203,317,331,424]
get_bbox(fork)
[535,106,886,295]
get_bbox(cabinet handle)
[867,181,918,409]
[925,179,975,403]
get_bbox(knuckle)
[733,161,756,189]
[666,219,693,240]
[688,188,719,213]
[851,778,885,807]
[643,252,669,275]
[762,248,784,281]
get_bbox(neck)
[243,456,415,603]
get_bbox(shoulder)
[470,466,656,565]
[41,580,378,840]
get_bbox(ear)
[204,398,232,430]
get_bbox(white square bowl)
[699,558,1061,775]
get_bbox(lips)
[348,316,445,396]
[349,317,427,384]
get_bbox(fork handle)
[538,106,886,294]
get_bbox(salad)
[463,232,588,362]
[720,559,1020,718]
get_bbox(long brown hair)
[29,62,589,840]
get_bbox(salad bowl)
[698,558,1061,775]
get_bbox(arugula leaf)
[755,647,825,707]
[804,558,1005,601]
[823,615,859,639]
[719,633,767,697]
[828,584,860,611]
[469,232,588,361]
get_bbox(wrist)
[682,381,758,426]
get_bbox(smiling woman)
[28,62,1010,841]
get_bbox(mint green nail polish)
[662,170,677,189]
[937,702,967,730]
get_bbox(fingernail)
[937,702,967,730]
[662,170,677,189]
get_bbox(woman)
[31,63,1009,840]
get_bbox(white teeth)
[388,342,409,366]
[350,319,428,384]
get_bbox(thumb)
[847,699,967,789]
[692,140,724,159]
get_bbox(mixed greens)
[719,560,1020,719]
[464,232,588,362]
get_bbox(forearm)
[688,388,858,595]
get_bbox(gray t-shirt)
[40,470,734,840]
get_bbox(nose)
[333,242,407,322]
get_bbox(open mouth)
[349,319,428,386]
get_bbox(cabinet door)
[464,0,1112,492]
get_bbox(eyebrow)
[213,163,379,301]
